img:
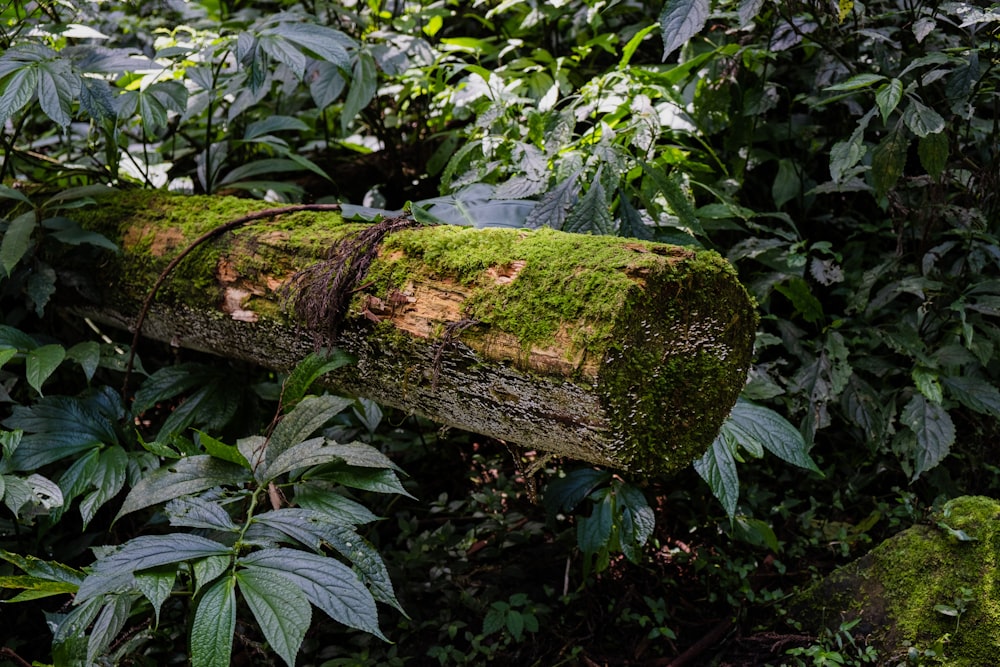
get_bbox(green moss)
[792,496,1000,665]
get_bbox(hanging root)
[286,215,423,341]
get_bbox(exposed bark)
[57,190,757,475]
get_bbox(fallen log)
[58,189,756,475]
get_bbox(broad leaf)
[279,349,354,412]
[267,438,396,480]
[900,395,955,479]
[659,0,710,59]
[293,483,380,524]
[875,79,903,123]
[115,455,250,521]
[1,211,37,277]
[341,50,378,134]
[725,398,821,473]
[616,482,655,563]
[77,534,232,602]
[328,467,414,498]
[543,468,613,514]
[942,376,1000,419]
[135,568,176,626]
[902,98,945,137]
[870,127,909,197]
[825,73,886,91]
[87,594,134,665]
[265,394,354,471]
[165,495,240,532]
[26,344,66,395]
[694,433,740,518]
[196,431,250,468]
[640,162,703,237]
[918,131,949,178]
[563,168,614,235]
[66,341,101,381]
[236,567,311,667]
[191,574,237,667]
[78,445,127,528]
[576,488,613,555]
[267,21,353,69]
[239,547,385,639]
[524,170,581,230]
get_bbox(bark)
[58,190,757,475]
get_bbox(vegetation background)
[1,0,999,664]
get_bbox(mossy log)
[59,190,757,475]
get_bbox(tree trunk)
[59,190,757,475]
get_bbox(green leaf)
[918,131,949,178]
[576,489,613,555]
[132,363,217,414]
[77,534,232,603]
[524,171,580,230]
[912,367,943,404]
[726,399,820,473]
[25,344,66,395]
[564,168,614,235]
[942,376,1000,419]
[265,394,354,472]
[0,574,79,601]
[900,395,955,480]
[4,391,121,470]
[328,467,414,498]
[87,594,134,665]
[280,349,354,412]
[0,184,31,204]
[1,211,37,276]
[66,341,101,381]
[0,324,38,350]
[115,455,250,521]
[875,79,903,123]
[165,495,240,532]
[620,24,658,68]
[79,445,127,529]
[543,468,613,514]
[25,262,56,317]
[196,431,251,469]
[659,0,710,59]
[640,162,703,237]
[267,21,353,69]
[694,433,739,518]
[293,483,380,524]
[307,61,347,109]
[617,190,654,240]
[41,216,119,251]
[738,0,766,26]
[267,438,394,480]
[135,568,176,626]
[871,127,909,197]
[616,482,655,563]
[0,67,40,126]
[244,115,310,140]
[251,509,403,612]
[239,548,385,639]
[193,555,231,594]
[342,50,378,135]
[825,73,886,91]
[771,159,800,209]
[775,277,824,324]
[902,98,945,137]
[191,574,237,667]
[236,567,311,667]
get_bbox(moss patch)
[790,496,1000,665]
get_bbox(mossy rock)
[789,496,1000,665]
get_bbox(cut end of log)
[63,191,758,476]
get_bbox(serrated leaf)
[193,555,231,594]
[342,50,378,135]
[251,509,403,612]
[328,467,414,498]
[695,432,739,517]
[115,455,250,521]
[543,468,613,514]
[294,483,380,524]
[0,551,84,587]
[942,376,1000,419]
[52,596,103,654]
[135,568,176,627]
[165,495,239,532]
[268,438,396,480]
[0,575,79,601]
[25,262,56,317]
[87,594,133,665]
[239,547,384,639]
[901,394,955,480]
[1,211,37,276]
[236,567,311,667]
[659,0,710,59]
[918,131,949,178]
[564,168,613,235]
[871,127,909,197]
[191,574,236,667]
[0,67,39,126]
[726,398,821,472]
[526,171,582,231]
[280,349,354,412]
[875,79,903,123]
[265,395,354,472]
[617,190,654,240]
[912,367,943,403]
[77,534,232,603]
[640,162,703,237]
[616,482,654,563]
